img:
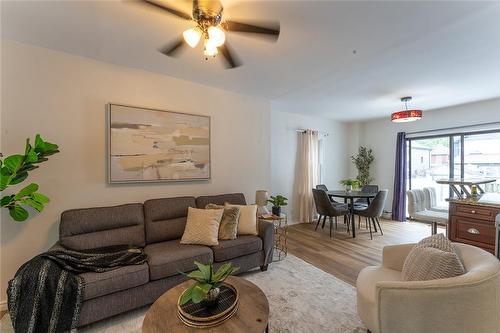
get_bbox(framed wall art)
[108,104,210,183]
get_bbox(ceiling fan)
[134,0,280,69]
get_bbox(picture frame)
[107,103,211,183]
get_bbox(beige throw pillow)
[180,207,223,246]
[402,234,465,281]
[225,204,258,235]
[205,204,240,240]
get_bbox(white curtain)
[294,130,320,223]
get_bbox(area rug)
[1,255,365,333]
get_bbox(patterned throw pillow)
[205,204,240,240]
[180,207,223,246]
[225,204,258,235]
[402,234,465,281]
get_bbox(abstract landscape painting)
[108,104,210,182]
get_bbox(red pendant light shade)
[391,96,423,123]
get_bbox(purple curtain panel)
[391,132,407,221]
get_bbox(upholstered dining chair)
[354,190,388,239]
[312,188,350,237]
[355,185,379,228]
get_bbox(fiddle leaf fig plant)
[1,134,59,221]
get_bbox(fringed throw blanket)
[7,245,147,333]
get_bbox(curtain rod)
[295,129,330,136]
[405,121,500,136]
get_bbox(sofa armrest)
[48,241,64,252]
[376,275,500,333]
[258,220,274,265]
[382,243,415,271]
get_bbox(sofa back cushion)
[60,203,145,250]
[144,196,196,244]
[195,193,246,208]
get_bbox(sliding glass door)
[408,137,450,206]
[407,130,500,205]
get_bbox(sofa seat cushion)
[144,240,213,280]
[211,236,263,262]
[80,263,149,300]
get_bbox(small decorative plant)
[180,261,239,307]
[267,194,288,216]
[350,146,375,186]
[339,179,360,192]
[1,135,59,221]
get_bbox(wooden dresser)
[449,200,500,254]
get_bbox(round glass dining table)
[326,190,377,238]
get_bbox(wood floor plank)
[287,219,445,286]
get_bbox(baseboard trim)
[0,300,7,312]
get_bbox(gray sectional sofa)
[50,193,274,327]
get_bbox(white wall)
[0,41,271,305]
[354,98,500,211]
[270,110,352,223]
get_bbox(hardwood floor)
[287,218,446,286]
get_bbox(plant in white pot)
[339,179,360,192]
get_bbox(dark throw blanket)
[7,245,147,333]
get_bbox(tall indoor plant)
[1,134,59,221]
[351,146,375,187]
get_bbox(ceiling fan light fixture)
[204,39,218,57]
[183,27,202,48]
[208,26,225,47]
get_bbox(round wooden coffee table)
[142,276,269,333]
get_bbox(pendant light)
[391,96,423,123]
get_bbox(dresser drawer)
[454,204,497,221]
[451,217,496,250]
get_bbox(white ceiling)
[2,0,500,121]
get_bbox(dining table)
[326,190,377,238]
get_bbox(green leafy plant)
[339,179,360,189]
[179,261,239,305]
[267,195,288,207]
[1,134,59,221]
[350,146,375,186]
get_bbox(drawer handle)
[467,228,480,235]
[471,210,476,214]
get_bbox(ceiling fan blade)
[137,0,192,20]
[218,43,242,69]
[158,37,186,57]
[224,20,280,40]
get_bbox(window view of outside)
[464,132,500,193]
[408,131,500,210]
[409,137,450,206]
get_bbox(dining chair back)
[354,190,388,239]
[316,184,329,191]
[312,188,350,237]
[356,185,379,205]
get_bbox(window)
[407,130,500,208]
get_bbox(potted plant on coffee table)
[180,261,239,308]
[267,194,288,216]
[339,179,360,192]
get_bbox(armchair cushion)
[402,245,465,281]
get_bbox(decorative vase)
[345,185,352,192]
[202,287,220,308]
[272,206,281,216]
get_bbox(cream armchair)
[356,243,500,333]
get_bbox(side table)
[259,214,287,261]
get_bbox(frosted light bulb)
[183,27,202,48]
[207,26,225,47]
